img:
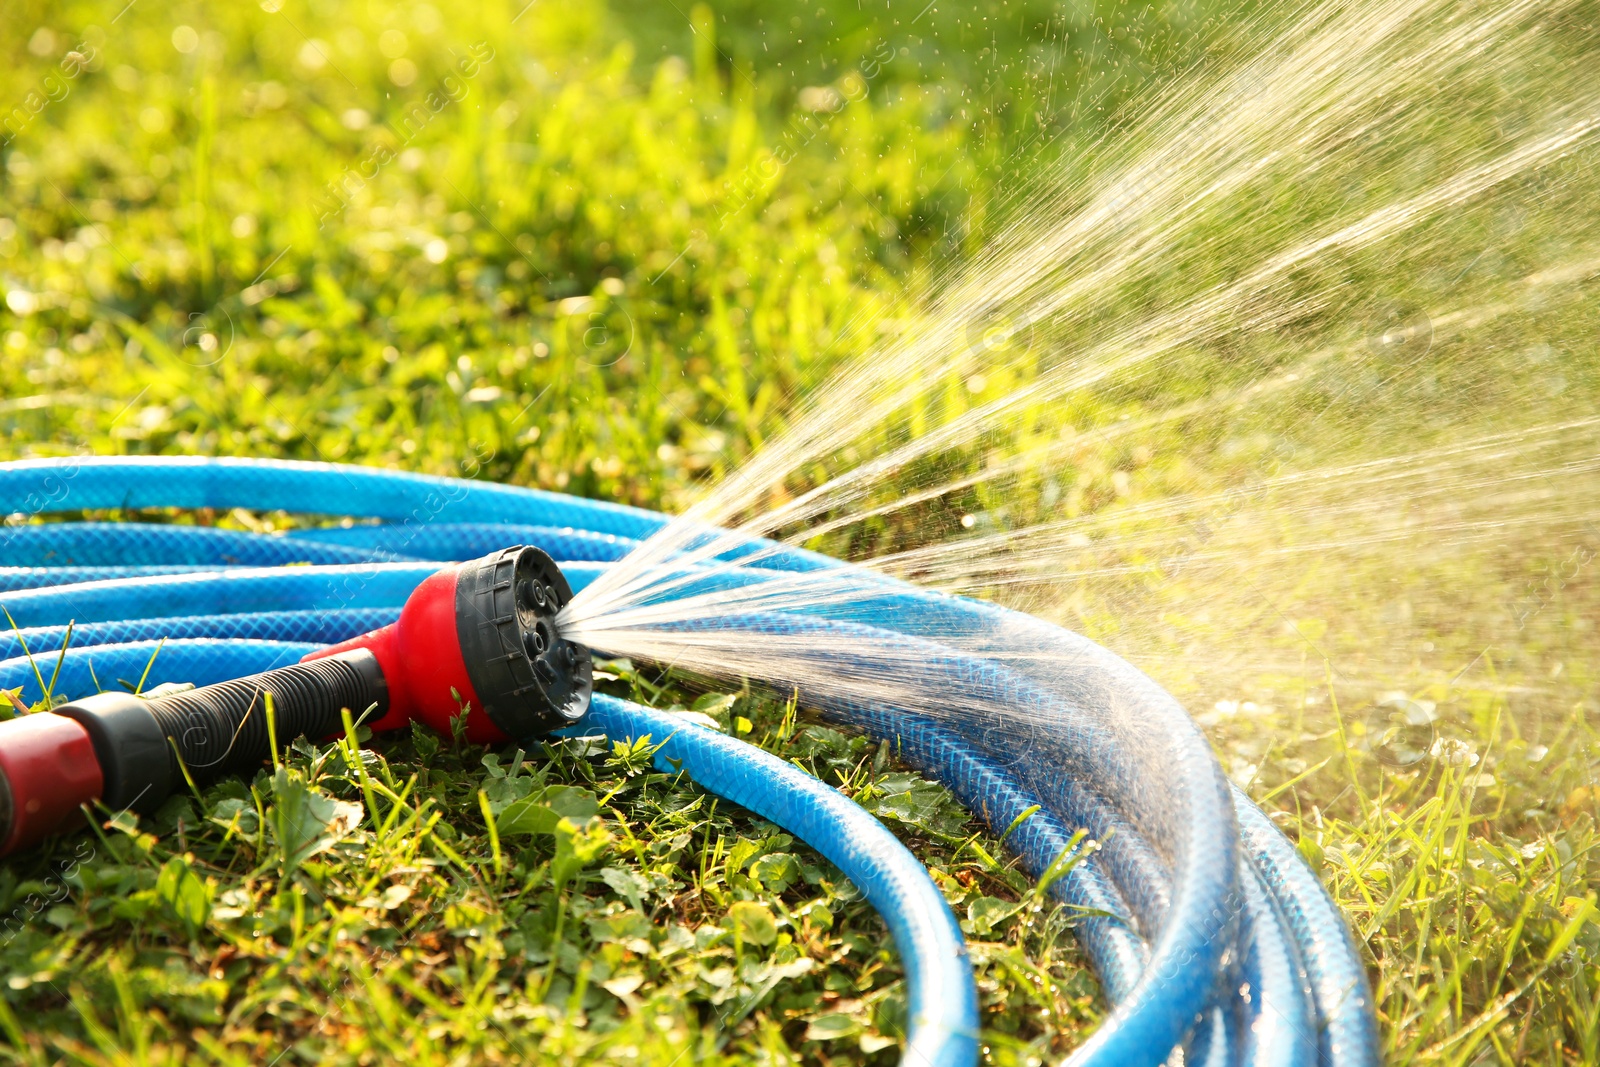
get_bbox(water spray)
[0,456,1380,1067]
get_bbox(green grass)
[1,0,1598,1064]
[0,669,1103,1065]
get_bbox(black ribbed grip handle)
[147,650,388,785]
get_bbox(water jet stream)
[556,0,1600,1059]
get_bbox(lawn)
[1,0,1597,1064]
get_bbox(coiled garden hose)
[0,456,1378,1067]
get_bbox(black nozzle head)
[454,545,593,740]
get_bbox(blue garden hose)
[0,456,1379,1067]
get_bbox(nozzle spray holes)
[519,579,554,611]
[523,619,553,659]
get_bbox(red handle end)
[0,713,104,856]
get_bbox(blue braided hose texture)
[579,695,978,1067]
[0,456,1378,1067]
[0,609,400,667]
[0,522,411,566]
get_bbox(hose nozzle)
[0,546,592,856]
[306,544,593,742]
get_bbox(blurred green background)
[0,0,1241,507]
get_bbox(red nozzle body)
[307,567,505,742]
[305,545,591,743]
[0,712,104,855]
